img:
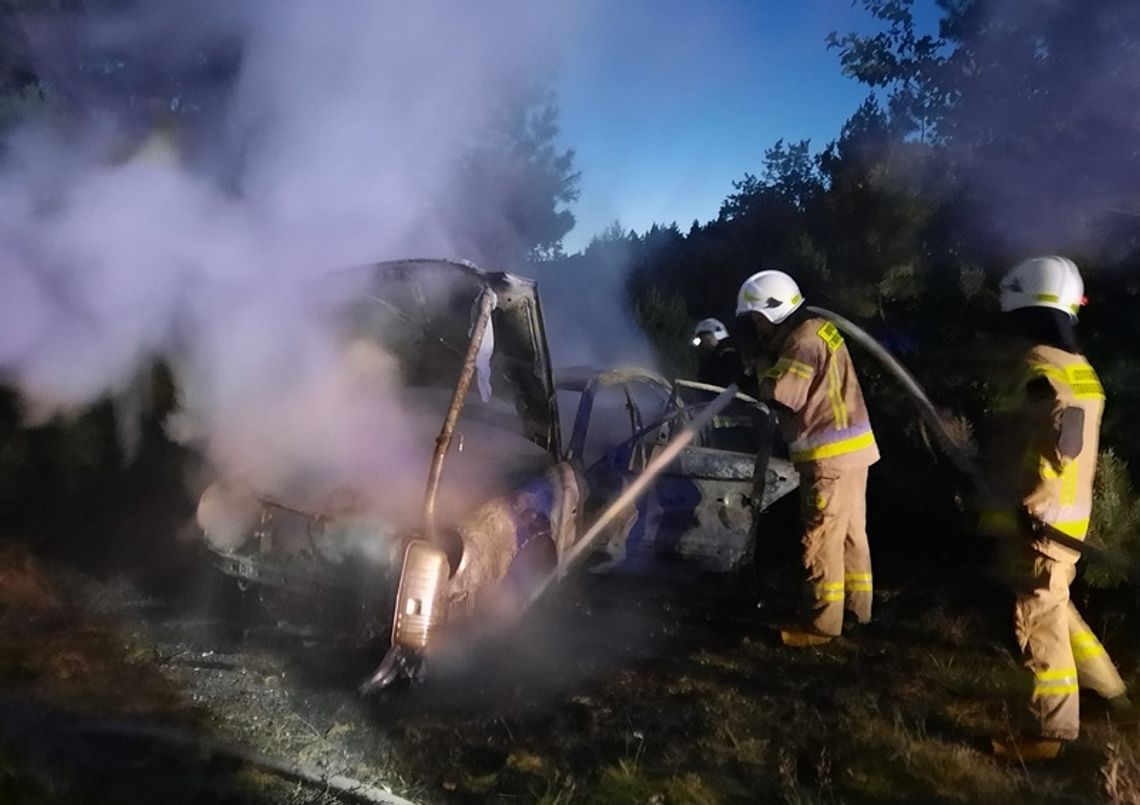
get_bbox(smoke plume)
[928,0,1140,256]
[0,0,584,507]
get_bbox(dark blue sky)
[556,1,942,252]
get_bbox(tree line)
[1,0,1138,592]
[579,0,1140,589]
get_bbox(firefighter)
[980,256,1128,760]
[735,270,879,645]
[692,318,743,388]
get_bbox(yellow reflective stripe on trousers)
[844,573,872,592]
[1033,667,1079,697]
[1071,630,1108,662]
[815,581,844,602]
[1042,518,1090,539]
[790,430,875,462]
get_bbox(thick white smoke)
[0,0,584,511]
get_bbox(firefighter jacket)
[757,316,880,469]
[983,344,1104,563]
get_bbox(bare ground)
[2,532,1139,805]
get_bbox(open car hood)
[323,258,561,458]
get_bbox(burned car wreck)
[195,259,799,689]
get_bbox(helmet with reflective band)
[1000,256,1086,320]
[735,270,804,324]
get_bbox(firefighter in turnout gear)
[980,256,1128,760]
[692,318,744,388]
[736,271,879,646]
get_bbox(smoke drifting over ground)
[0,1,588,501]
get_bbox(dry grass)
[0,542,61,610]
[846,709,1026,803]
[376,580,1140,803]
[1102,727,1140,805]
[3,540,1136,805]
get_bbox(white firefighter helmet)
[691,317,729,346]
[1000,256,1086,319]
[735,270,804,324]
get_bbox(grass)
[0,540,331,804]
[844,709,1025,803]
[1101,725,1140,805]
[369,576,1140,804]
[3,536,1139,804]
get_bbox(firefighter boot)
[991,735,1063,761]
[1108,694,1138,726]
[779,628,834,647]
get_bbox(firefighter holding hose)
[980,256,1129,760]
[735,270,879,646]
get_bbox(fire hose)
[67,720,419,805]
[805,305,1130,574]
[364,305,1129,694]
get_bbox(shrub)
[1085,449,1140,589]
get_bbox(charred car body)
[195,259,799,688]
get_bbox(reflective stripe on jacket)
[984,345,1104,562]
[758,317,879,468]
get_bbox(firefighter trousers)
[1014,552,1126,740]
[798,464,872,637]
